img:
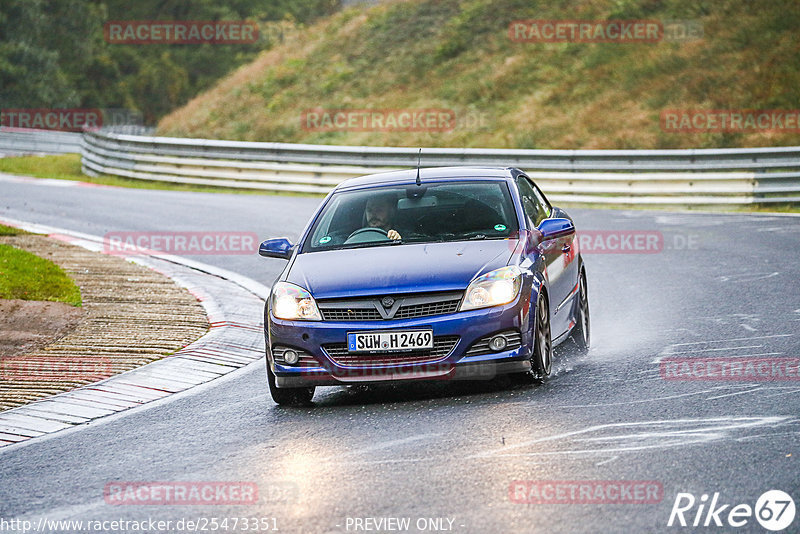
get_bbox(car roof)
[335,166,522,191]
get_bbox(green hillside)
[158,0,800,149]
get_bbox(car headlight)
[460,266,523,311]
[271,282,321,321]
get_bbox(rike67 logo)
[668,490,795,531]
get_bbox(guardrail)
[0,128,83,155]
[81,128,800,204]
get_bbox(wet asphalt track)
[1,177,799,533]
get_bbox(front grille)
[319,308,382,321]
[464,330,522,357]
[322,335,460,367]
[272,345,319,367]
[393,300,460,319]
[318,291,462,322]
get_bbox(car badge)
[381,296,395,308]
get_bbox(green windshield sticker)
[494,224,507,232]
[319,236,331,244]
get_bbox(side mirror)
[538,218,575,240]
[259,238,294,260]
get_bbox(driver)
[364,195,402,240]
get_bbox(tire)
[569,269,590,353]
[267,361,315,407]
[530,291,552,380]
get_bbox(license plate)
[347,330,434,353]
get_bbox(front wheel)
[530,292,552,381]
[267,362,315,407]
[569,270,590,353]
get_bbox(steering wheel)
[344,227,390,244]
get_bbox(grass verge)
[0,243,82,306]
[0,224,30,236]
[0,154,85,181]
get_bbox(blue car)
[259,167,589,405]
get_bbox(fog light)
[283,349,300,365]
[489,335,508,352]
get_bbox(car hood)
[286,240,515,299]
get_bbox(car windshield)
[303,180,520,252]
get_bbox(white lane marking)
[469,417,788,459]
[667,334,793,347]
[663,345,762,355]
[262,417,800,468]
[327,434,440,459]
[763,388,800,398]
[331,457,439,466]
[594,456,619,466]
[735,431,800,443]
[716,352,784,357]
[704,386,764,400]
[716,272,779,283]
[666,352,785,359]
[556,389,723,408]
[741,324,757,332]
[651,334,793,363]
[776,418,800,426]
[331,456,555,467]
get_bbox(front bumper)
[266,296,533,387]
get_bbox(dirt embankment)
[0,299,85,358]
[0,234,209,411]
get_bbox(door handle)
[561,244,571,253]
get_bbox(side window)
[516,177,547,226]
[532,183,551,219]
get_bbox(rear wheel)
[569,270,590,353]
[530,292,552,380]
[267,362,315,406]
